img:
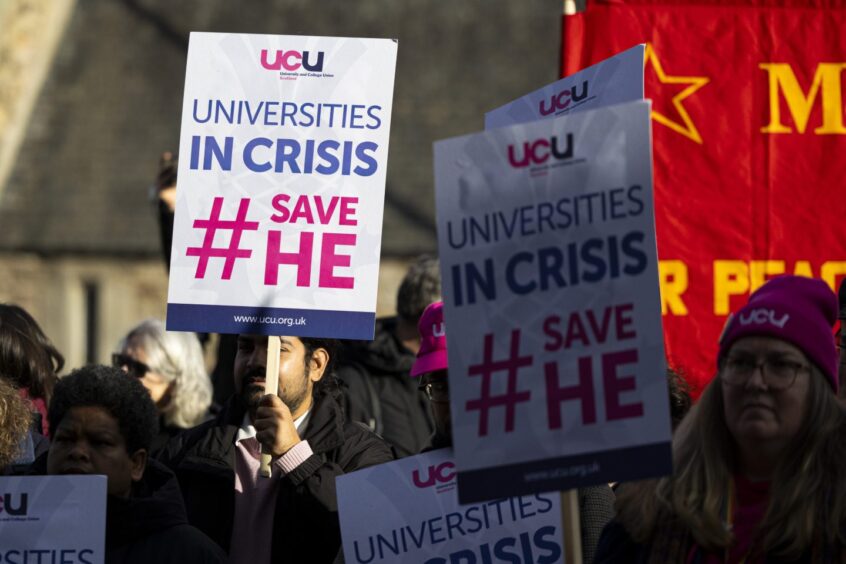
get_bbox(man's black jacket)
[158,386,394,563]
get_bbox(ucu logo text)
[0,493,28,516]
[738,308,790,329]
[539,81,589,116]
[432,322,445,338]
[260,49,325,72]
[412,462,456,488]
[507,134,574,168]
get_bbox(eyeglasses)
[721,355,810,390]
[420,380,449,402]
[111,353,151,379]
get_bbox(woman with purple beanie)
[594,275,846,563]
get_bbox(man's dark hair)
[301,338,339,395]
[396,255,442,323]
[48,365,159,454]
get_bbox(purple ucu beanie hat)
[718,275,838,392]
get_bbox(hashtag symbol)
[186,197,260,280]
[466,330,533,437]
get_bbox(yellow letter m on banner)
[760,63,846,134]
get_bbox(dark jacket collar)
[299,387,346,454]
[26,455,190,548]
[106,459,189,548]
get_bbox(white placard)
[0,475,107,563]
[485,44,643,129]
[337,449,563,564]
[167,32,397,339]
[434,100,672,504]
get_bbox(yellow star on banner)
[644,43,710,144]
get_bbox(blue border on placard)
[456,441,672,504]
[166,303,375,339]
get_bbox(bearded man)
[159,335,393,564]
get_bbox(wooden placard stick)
[561,489,583,564]
[260,335,281,477]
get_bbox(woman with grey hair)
[114,319,213,454]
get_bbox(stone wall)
[0,0,75,200]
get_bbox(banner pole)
[260,335,281,477]
[560,489,582,564]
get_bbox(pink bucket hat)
[410,301,448,377]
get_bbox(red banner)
[563,0,846,396]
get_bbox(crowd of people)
[0,160,844,563]
[1,271,844,562]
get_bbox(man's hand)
[254,394,302,457]
[156,151,178,212]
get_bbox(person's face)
[47,406,146,498]
[421,370,451,439]
[117,338,172,406]
[721,336,811,451]
[234,335,327,418]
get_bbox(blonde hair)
[120,319,212,428]
[617,364,846,559]
[0,378,32,468]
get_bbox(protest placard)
[166,33,397,339]
[484,44,643,129]
[434,100,672,504]
[337,448,563,564]
[0,475,107,563]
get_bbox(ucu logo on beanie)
[432,322,445,338]
[738,308,790,329]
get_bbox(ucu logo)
[507,134,574,168]
[739,308,790,329]
[539,81,589,116]
[432,322,445,338]
[260,49,325,72]
[0,493,28,516]
[412,462,456,488]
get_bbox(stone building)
[0,0,559,370]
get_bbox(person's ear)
[308,348,329,383]
[129,449,148,483]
